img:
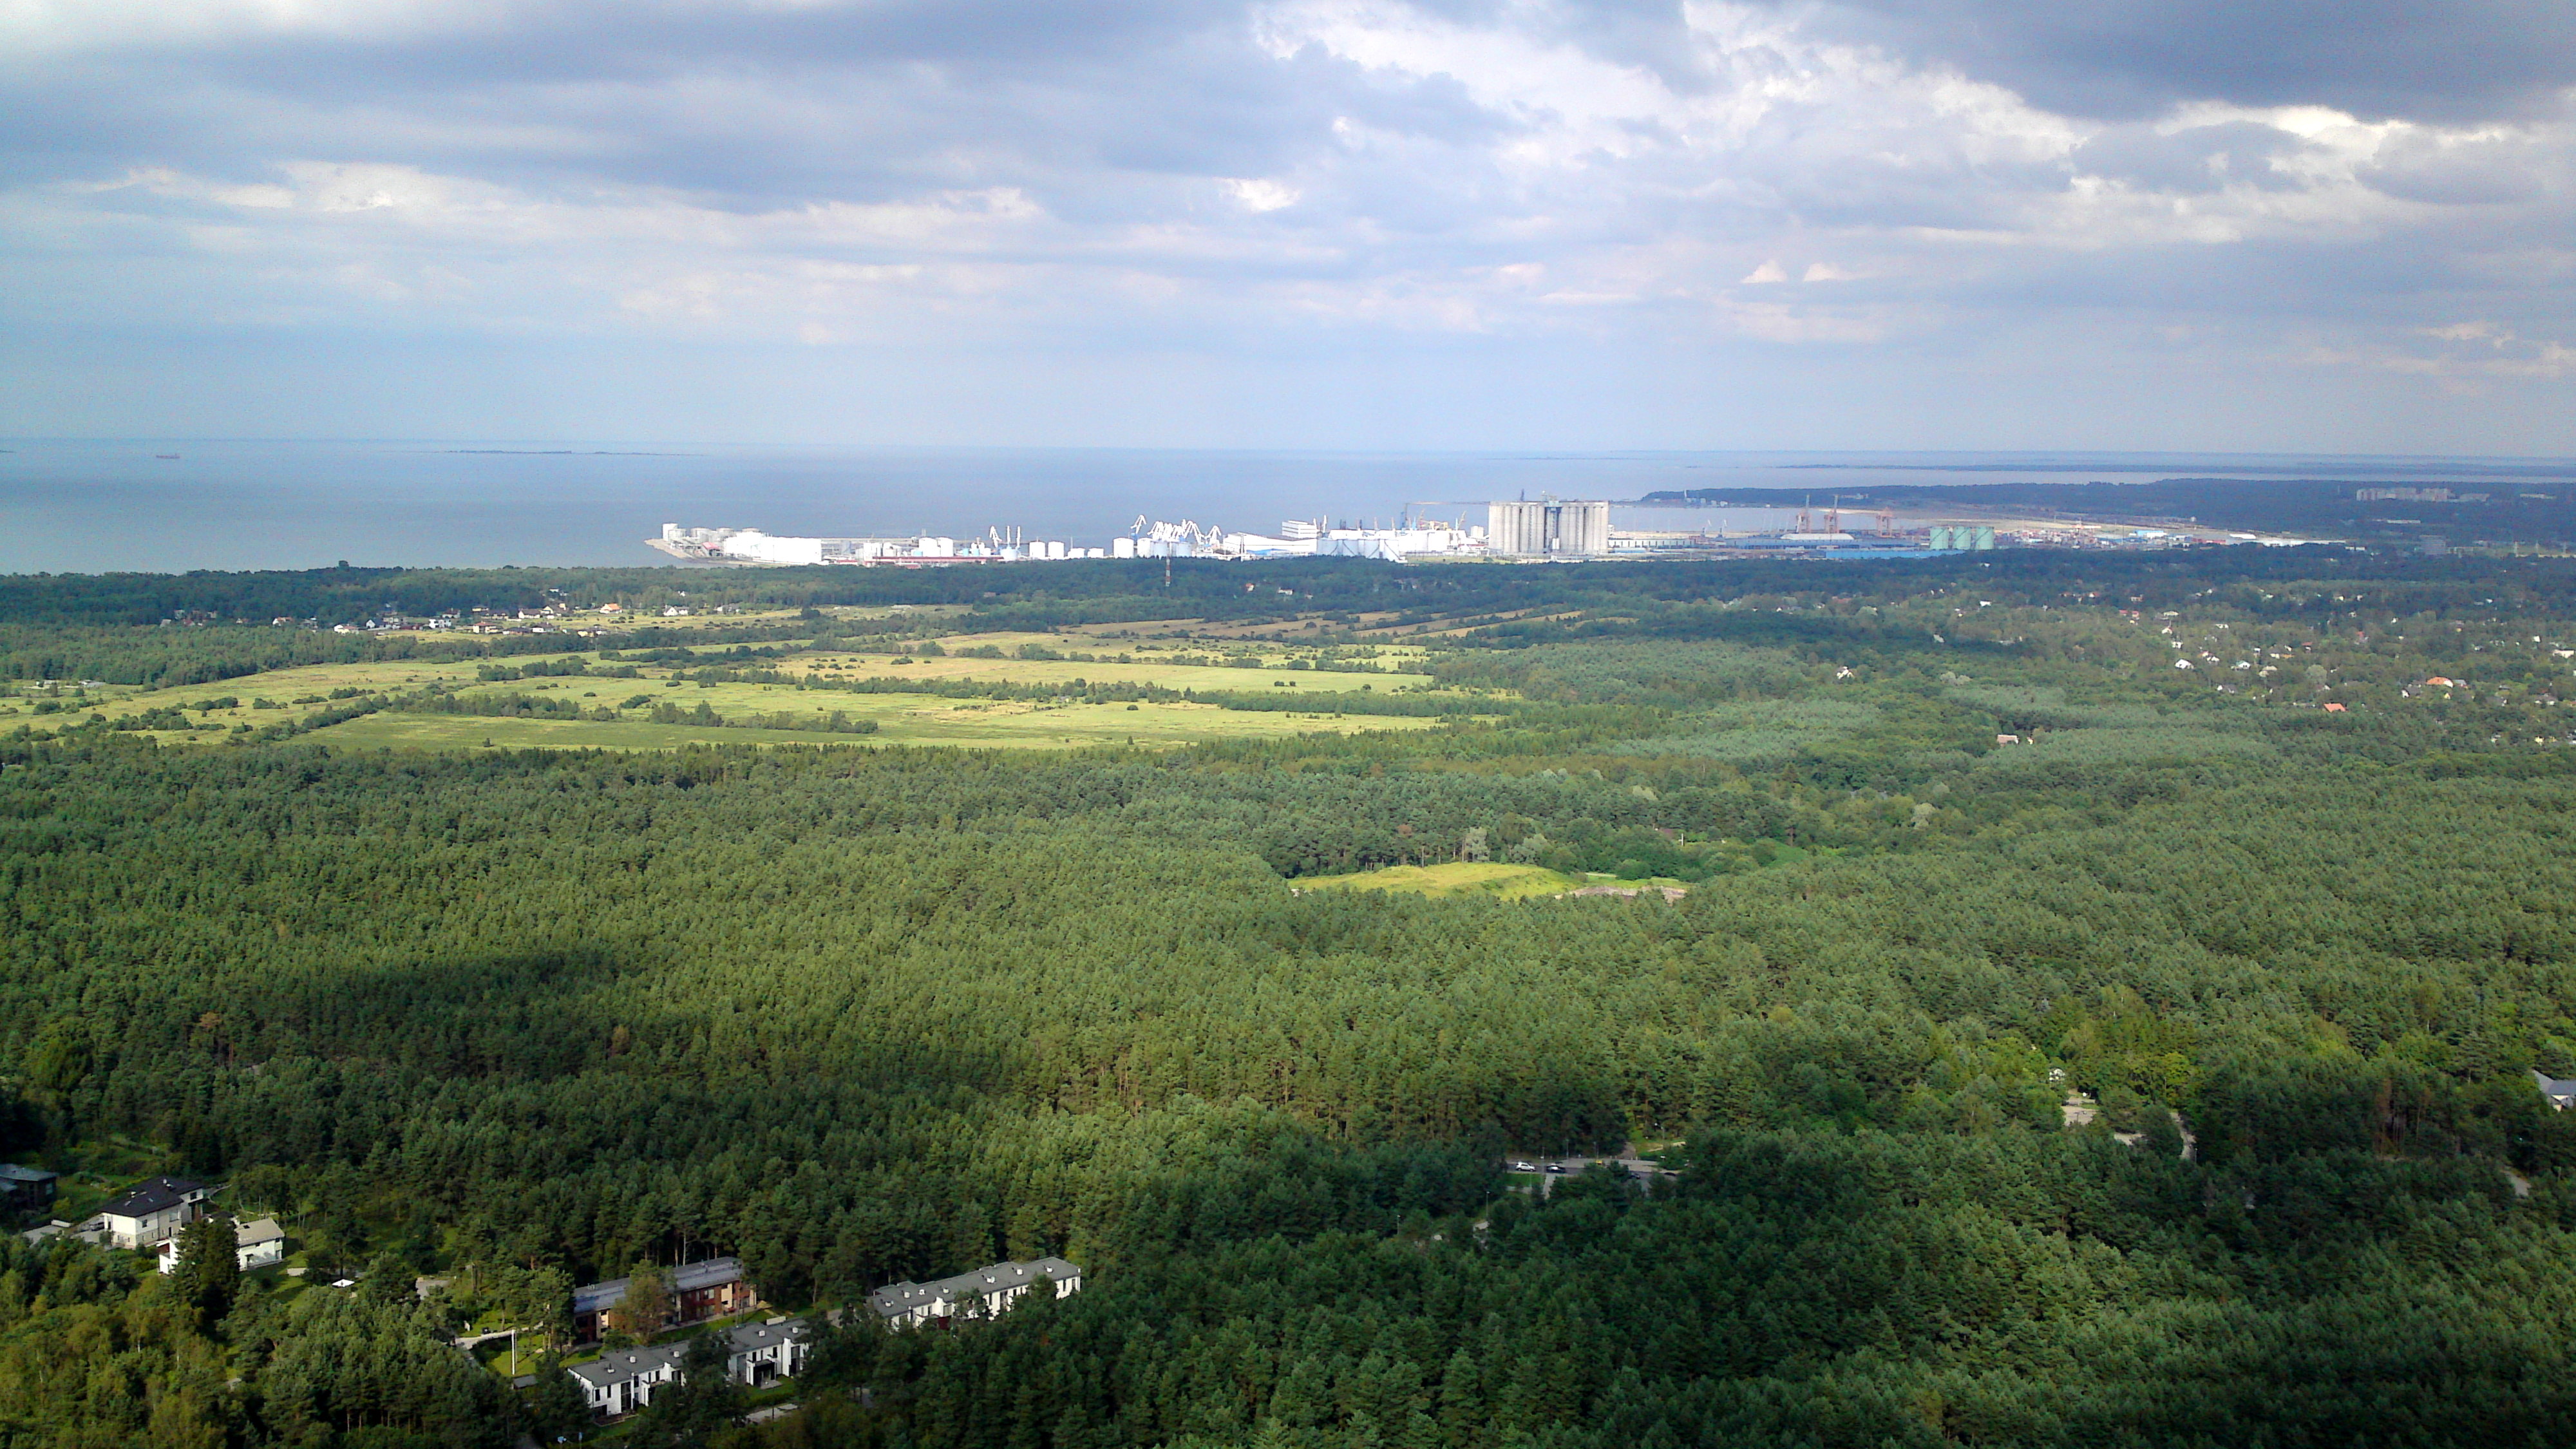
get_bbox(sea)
[3,440,2574,574]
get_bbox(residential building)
[568,1343,686,1418]
[865,1257,1082,1331]
[725,1318,810,1387]
[236,1217,286,1269]
[99,1176,211,1251]
[572,1256,759,1342]
[0,1164,57,1217]
[565,1318,812,1419]
[2535,1070,2576,1111]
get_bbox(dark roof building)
[99,1176,212,1250]
[571,1257,757,1341]
[866,1257,1082,1330]
[0,1165,58,1215]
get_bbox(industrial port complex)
[650,497,2306,567]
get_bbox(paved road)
[1503,1154,1677,1195]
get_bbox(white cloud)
[1,0,2570,442]
[1220,178,1302,212]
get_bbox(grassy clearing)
[309,698,1446,753]
[1295,861,1591,900]
[802,649,1434,694]
[39,640,1452,751]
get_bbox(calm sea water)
[1,440,2571,573]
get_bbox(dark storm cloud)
[1772,0,2576,122]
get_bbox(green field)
[1295,861,1591,899]
[799,646,1434,694]
[310,697,1444,752]
[47,643,1450,752]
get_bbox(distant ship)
[154,453,179,459]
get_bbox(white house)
[567,1343,687,1419]
[236,1218,285,1269]
[725,1318,810,1386]
[865,1258,1081,1331]
[100,1176,211,1251]
[564,1320,812,1421]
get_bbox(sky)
[2,0,2571,453]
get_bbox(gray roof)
[726,1318,808,1355]
[574,1257,744,1316]
[866,1258,1081,1319]
[101,1176,206,1218]
[567,1342,686,1390]
[0,1165,58,1185]
[2536,1070,2576,1100]
[236,1217,285,1246]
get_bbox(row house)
[567,1318,811,1419]
[865,1258,1082,1331]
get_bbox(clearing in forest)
[1296,861,1591,900]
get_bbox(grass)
[308,698,1446,753]
[797,649,1434,694]
[31,639,1457,753]
[1294,861,1591,900]
[10,1134,182,1222]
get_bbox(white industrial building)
[1487,499,1610,556]
[652,502,1628,567]
[650,525,1104,566]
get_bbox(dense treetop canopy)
[6,550,2576,1446]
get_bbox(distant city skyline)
[3,0,2571,452]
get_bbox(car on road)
[1544,1163,1567,1174]
[1511,1160,1536,1171]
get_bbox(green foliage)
[3,553,2576,1444]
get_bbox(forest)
[7,547,2576,1446]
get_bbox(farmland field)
[308,697,1447,751]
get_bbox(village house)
[569,1343,684,1418]
[565,1318,811,1419]
[865,1258,1082,1331]
[236,1217,286,1269]
[571,1256,759,1342]
[724,1318,810,1387]
[0,1165,58,1218]
[2535,1070,2576,1111]
[99,1176,211,1251]
[152,1216,283,1274]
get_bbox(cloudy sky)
[3,0,2571,451]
